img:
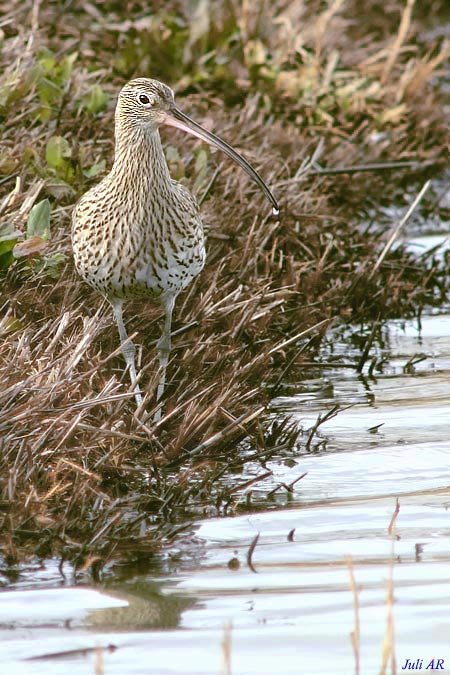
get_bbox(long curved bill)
[164,105,280,216]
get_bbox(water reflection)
[1,300,450,673]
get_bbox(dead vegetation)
[0,0,448,574]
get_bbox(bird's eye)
[139,94,150,105]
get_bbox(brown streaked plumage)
[72,78,279,419]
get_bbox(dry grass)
[0,0,448,574]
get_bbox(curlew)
[72,78,279,419]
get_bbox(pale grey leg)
[111,299,143,407]
[154,294,175,421]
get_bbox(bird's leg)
[154,295,175,421]
[110,299,143,407]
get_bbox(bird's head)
[115,77,279,215]
[117,78,175,130]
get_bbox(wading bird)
[72,78,279,419]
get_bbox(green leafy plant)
[0,222,21,272]
[2,199,67,278]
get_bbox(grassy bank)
[0,0,448,575]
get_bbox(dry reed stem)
[221,621,233,675]
[382,0,416,83]
[347,555,360,675]
[94,644,104,675]
[370,180,431,279]
[380,499,400,675]
[314,0,346,58]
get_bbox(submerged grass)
[0,0,449,574]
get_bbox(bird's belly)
[73,220,205,301]
[141,239,206,296]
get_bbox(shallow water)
[1,235,450,674]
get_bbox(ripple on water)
[1,309,450,674]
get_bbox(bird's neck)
[110,123,172,196]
